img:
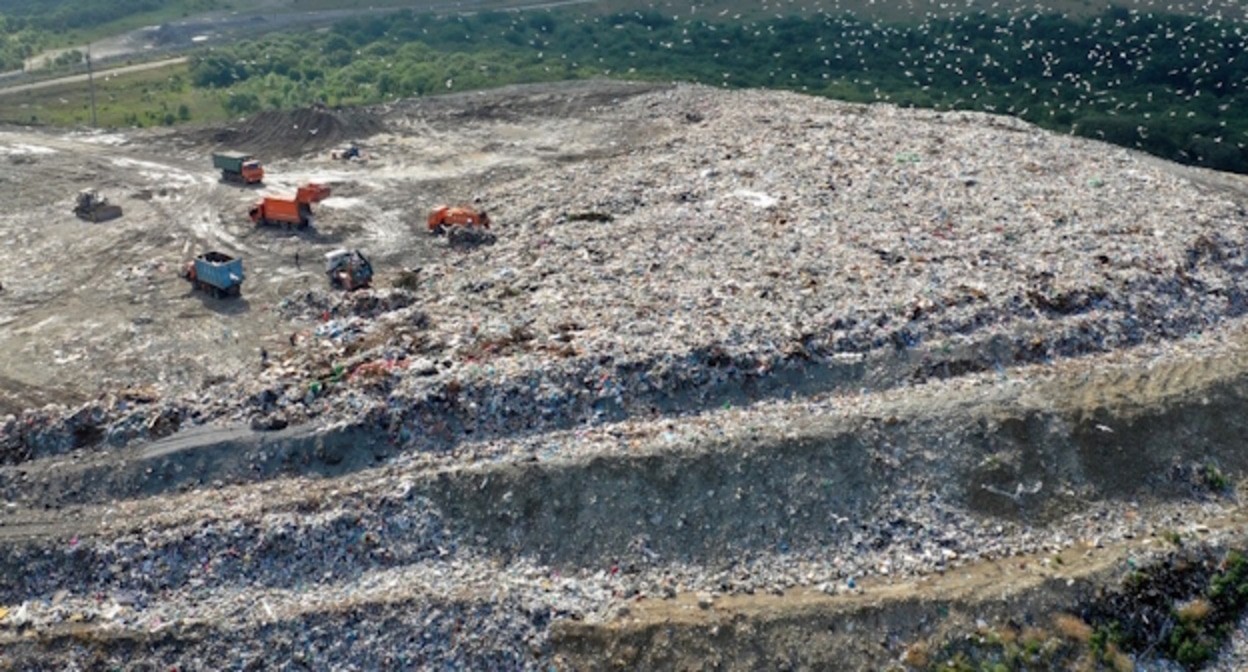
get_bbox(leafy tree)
[223,91,259,115]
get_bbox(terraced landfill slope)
[3,81,1248,669]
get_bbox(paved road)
[0,57,188,98]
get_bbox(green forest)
[2,0,1245,174]
[186,7,1248,173]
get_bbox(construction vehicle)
[73,190,123,223]
[182,251,244,298]
[249,183,331,229]
[325,249,373,291]
[213,152,265,185]
[428,205,495,246]
[331,145,366,161]
[427,205,490,235]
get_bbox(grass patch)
[1203,464,1232,494]
[0,62,226,128]
[927,549,1248,671]
[931,624,1075,671]
[1164,551,1248,668]
[1052,614,1093,643]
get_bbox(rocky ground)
[3,80,1248,669]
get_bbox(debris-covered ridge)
[3,328,1248,670]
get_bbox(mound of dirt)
[205,106,384,158]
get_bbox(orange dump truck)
[427,205,490,234]
[249,183,331,229]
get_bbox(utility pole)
[86,44,97,128]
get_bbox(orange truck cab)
[428,205,490,234]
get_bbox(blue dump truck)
[182,251,244,298]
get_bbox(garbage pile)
[0,396,186,465]
[5,85,1248,466]
[1,348,1243,668]
[277,288,418,321]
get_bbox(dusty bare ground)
[4,80,1248,669]
[0,81,667,415]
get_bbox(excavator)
[249,183,331,229]
[428,205,495,246]
[427,205,490,235]
[73,190,123,223]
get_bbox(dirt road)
[0,57,188,98]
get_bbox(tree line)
[186,7,1248,173]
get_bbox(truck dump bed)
[212,152,250,173]
[251,198,310,227]
[250,184,327,228]
[296,183,331,203]
[260,198,302,222]
[193,251,244,296]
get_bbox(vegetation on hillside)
[186,7,1247,173]
[2,1,1245,175]
[928,547,1248,671]
[0,63,221,128]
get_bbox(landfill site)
[5,80,1248,669]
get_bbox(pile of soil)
[204,106,385,157]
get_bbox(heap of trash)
[6,86,1248,466]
